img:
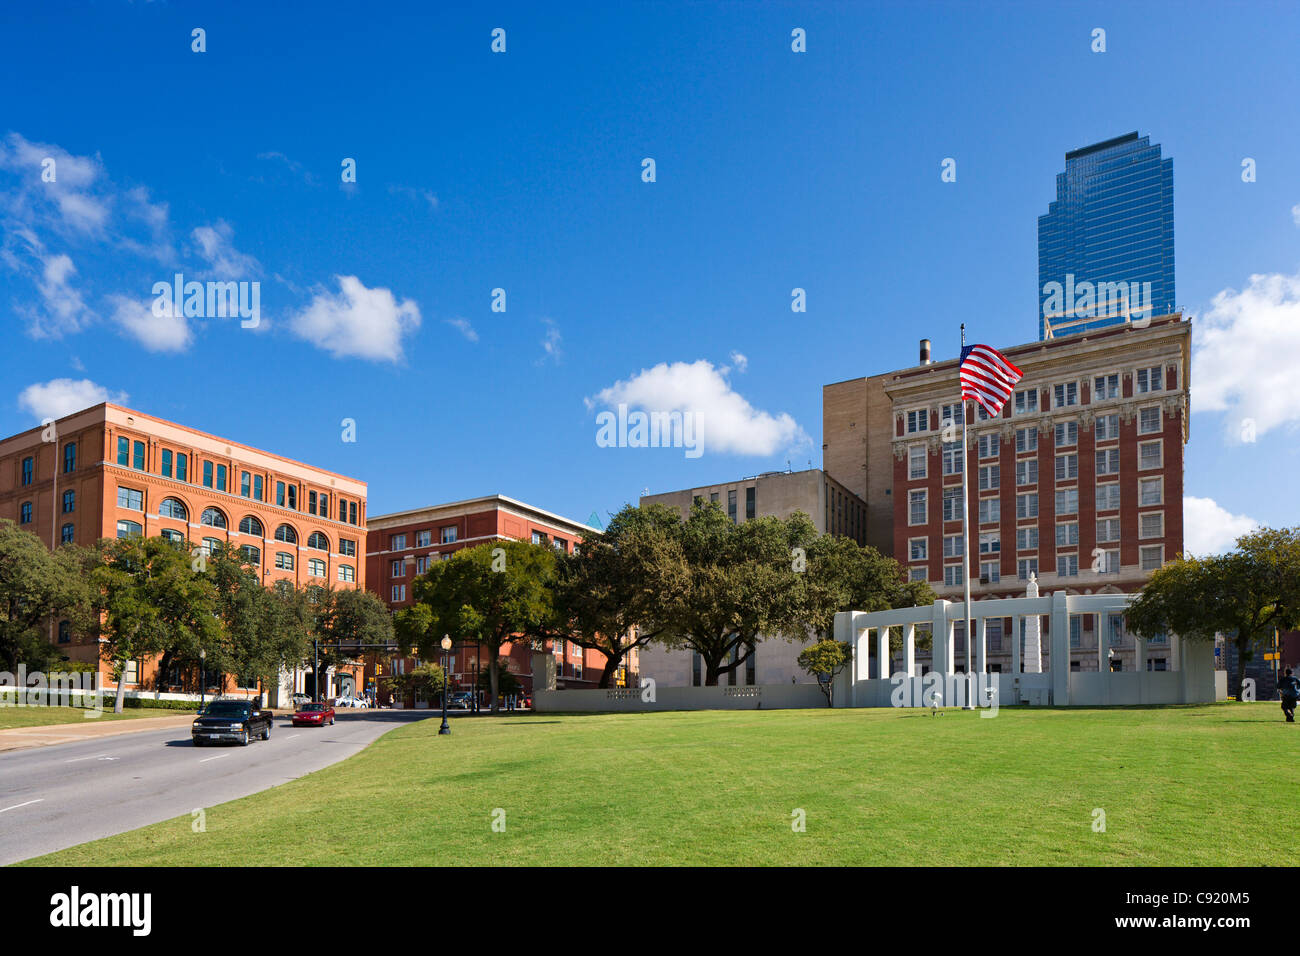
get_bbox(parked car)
[292,701,336,727]
[291,693,311,706]
[448,692,474,709]
[192,699,273,747]
[334,695,366,708]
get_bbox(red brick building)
[0,402,368,699]
[365,495,632,702]
[823,314,1190,672]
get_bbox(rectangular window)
[253,475,263,501]
[1055,523,1079,547]
[942,441,963,475]
[241,471,251,497]
[132,441,145,470]
[338,565,355,583]
[308,490,318,515]
[60,525,74,544]
[62,490,75,513]
[1099,550,1121,574]
[1015,427,1037,453]
[943,487,962,522]
[1057,555,1079,577]
[1093,374,1119,400]
[909,537,928,561]
[161,449,172,478]
[1055,488,1079,515]
[1014,388,1038,415]
[1070,617,1082,649]
[203,461,213,487]
[117,487,144,511]
[1096,483,1121,511]
[745,486,756,520]
[1095,414,1120,441]
[319,493,328,518]
[21,456,34,486]
[1053,383,1078,408]
[978,434,999,458]
[1018,558,1038,580]
[727,489,737,523]
[287,485,296,510]
[349,501,357,525]
[391,584,406,602]
[391,533,407,551]
[1097,518,1121,542]
[1139,477,1162,506]
[1016,459,1038,486]
[340,498,348,523]
[940,403,964,428]
[908,445,926,480]
[176,454,187,482]
[339,538,356,557]
[275,552,294,571]
[441,526,457,544]
[979,532,999,554]
[906,409,927,434]
[1139,441,1162,470]
[1054,422,1078,447]
[391,559,405,577]
[1095,448,1120,475]
[943,534,963,558]
[216,464,227,492]
[978,464,999,491]
[117,437,129,466]
[277,481,286,506]
[1136,366,1162,393]
[1139,406,1162,434]
[1055,454,1078,480]
[987,619,1003,652]
[1140,545,1164,571]
[978,498,999,524]
[63,443,76,474]
[415,530,432,548]
[909,490,926,526]
[1016,526,1038,550]
[20,502,32,524]
[909,567,927,583]
[979,561,1000,583]
[1140,512,1164,539]
[944,565,962,587]
[414,555,430,574]
[1016,493,1038,519]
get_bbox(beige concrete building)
[637,468,867,686]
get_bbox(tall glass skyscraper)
[1037,132,1174,340]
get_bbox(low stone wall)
[533,683,828,713]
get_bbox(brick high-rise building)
[823,314,1190,672]
[0,402,368,697]
[365,495,626,700]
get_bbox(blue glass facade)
[1037,132,1174,340]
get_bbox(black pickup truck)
[192,699,274,747]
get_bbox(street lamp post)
[199,648,207,708]
[439,634,452,736]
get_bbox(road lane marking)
[198,754,228,763]
[286,734,301,740]
[0,799,43,814]
[64,754,110,763]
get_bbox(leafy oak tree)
[1127,526,1300,700]
[0,520,93,672]
[797,639,854,707]
[396,540,555,714]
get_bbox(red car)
[292,702,336,727]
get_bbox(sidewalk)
[0,714,197,754]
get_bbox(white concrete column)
[1011,616,1021,675]
[1170,632,1181,672]
[932,599,953,674]
[903,623,916,677]
[976,617,987,674]
[1050,591,1070,706]
[833,611,856,707]
[877,627,891,680]
[1098,613,1107,674]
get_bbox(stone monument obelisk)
[1023,574,1043,673]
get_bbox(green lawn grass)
[22,702,1295,866]
[0,705,194,730]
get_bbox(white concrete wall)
[636,634,817,688]
[533,683,827,713]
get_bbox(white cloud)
[34,253,92,336]
[17,378,128,423]
[191,220,260,278]
[388,184,439,209]
[1192,268,1300,442]
[108,294,193,353]
[0,132,110,236]
[288,275,420,362]
[445,317,478,342]
[729,351,748,373]
[591,359,809,457]
[540,319,562,364]
[1292,203,1300,227]
[1183,496,1259,557]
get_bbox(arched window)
[201,537,222,556]
[275,524,297,544]
[159,497,188,520]
[240,544,261,565]
[161,528,185,547]
[238,515,264,537]
[338,564,355,582]
[275,552,294,571]
[308,558,326,578]
[201,507,227,529]
[116,519,143,538]
[307,531,329,551]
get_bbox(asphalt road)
[0,709,434,866]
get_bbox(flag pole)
[960,324,975,708]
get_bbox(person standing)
[1280,668,1300,723]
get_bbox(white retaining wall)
[533,683,827,713]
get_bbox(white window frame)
[909,537,928,562]
[909,490,927,526]
[1016,493,1039,519]
[1095,448,1120,476]
[908,444,927,480]
[1139,476,1163,507]
[1055,488,1079,515]
[1015,526,1039,551]
[1055,453,1078,481]
[1096,482,1121,512]
[1138,405,1162,435]
[1138,440,1163,471]
[1015,426,1038,453]
[1140,545,1164,572]
[1139,511,1164,540]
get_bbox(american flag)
[959,344,1023,418]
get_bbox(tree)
[798,639,853,707]
[549,504,688,687]
[388,661,446,705]
[1126,527,1300,700]
[92,535,223,713]
[310,585,394,696]
[399,540,555,714]
[0,520,90,672]
[478,662,523,698]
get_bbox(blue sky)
[2,1,1297,550]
